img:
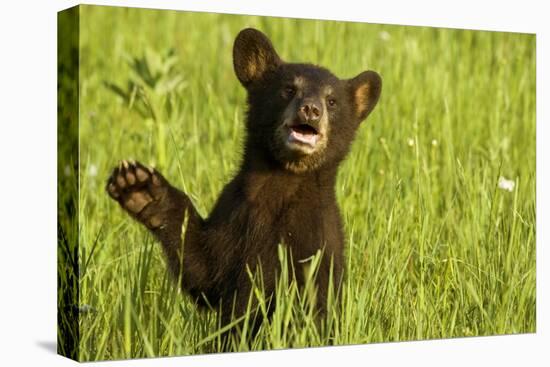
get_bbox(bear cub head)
[233,28,382,173]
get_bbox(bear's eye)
[283,86,296,98]
[327,97,337,107]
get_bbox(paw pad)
[106,160,165,217]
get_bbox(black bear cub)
[107,28,381,336]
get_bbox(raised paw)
[106,160,168,228]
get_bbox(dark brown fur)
[107,28,381,341]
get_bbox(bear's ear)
[233,28,282,88]
[347,70,382,122]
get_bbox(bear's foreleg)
[106,160,212,301]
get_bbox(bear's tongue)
[288,124,319,146]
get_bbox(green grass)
[69,5,535,361]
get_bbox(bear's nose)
[298,100,322,123]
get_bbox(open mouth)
[287,123,320,147]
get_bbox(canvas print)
[57,4,536,361]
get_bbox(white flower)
[431,139,439,147]
[407,138,415,147]
[88,164,98,177]
[379,31,391,41]
[498,176,515,192]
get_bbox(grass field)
[63,5,535,361]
